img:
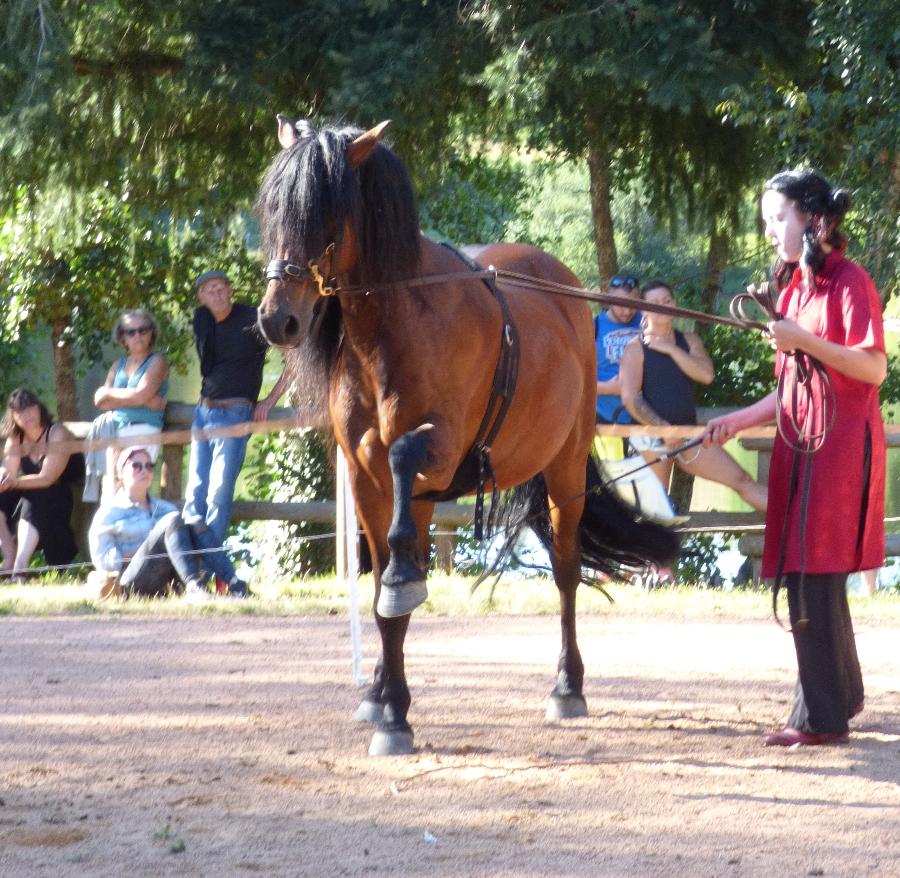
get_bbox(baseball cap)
[117,446,151,474]
[194,270,230,289]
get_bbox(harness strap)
[415,245,520,540]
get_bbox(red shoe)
[215,576,228,595]
[764,727,849,747]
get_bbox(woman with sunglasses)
[88,446,247,600]
[84,309,169,501]
[0,389,85,579]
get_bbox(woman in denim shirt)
[88,446,246,601]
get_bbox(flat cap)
[194,270,230,288]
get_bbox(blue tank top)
[594,310,642,423]
[111,353,169,429]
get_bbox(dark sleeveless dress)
[0,424,85,566]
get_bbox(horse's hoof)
[545,693,588,720]
[376,581,428,618]
[368,728,415,756]
[352,700,383,724]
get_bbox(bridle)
[265,242,339,297]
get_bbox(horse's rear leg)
[543,458,589,720]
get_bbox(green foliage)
[0,182,260,382]
[0,0,485,215]
[0,328,34,401]
[242,429,336,578]
[882,352,900,410]
[419,151,535,244]
[468,0,811,229]
[719,0,900,300]
[674,533,724,587]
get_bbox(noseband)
[265,243,338,297]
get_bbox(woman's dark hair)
[641,279,673,299]
[764,168,851,287]
[1,388,53,442]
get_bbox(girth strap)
[416,244,520,540]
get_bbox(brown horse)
[257,118,678,755]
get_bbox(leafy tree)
[720,0,899,301]
[465,0,811,291]
[0,181,259,417]
[0,0,492,413]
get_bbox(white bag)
[600,455,687,524]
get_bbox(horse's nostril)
[284,315,300,339]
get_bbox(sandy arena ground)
[0,610,898,877]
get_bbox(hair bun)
[293,118,317,141]
[831,188,851,216]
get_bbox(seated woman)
[619,281,768,514]
[84,309,169,501]
[0,389,85,578]
[88,446,247,600]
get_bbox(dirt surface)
[0,610,898,877]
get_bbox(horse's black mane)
[256,120,422,416]
[256,120,421,283]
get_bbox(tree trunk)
[699,218,730,341]
[51,317,79,421]
[585,115,618,287]
[670,217,731,515]
[668,466,694,517]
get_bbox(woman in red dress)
[705,169,887,746]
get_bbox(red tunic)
[762,251,886,577]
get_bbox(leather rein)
[266,249,770,332]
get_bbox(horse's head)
[256,117,404,349]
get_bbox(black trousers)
[786,572,864,735]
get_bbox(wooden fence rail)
[66,404,898,575]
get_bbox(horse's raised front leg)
[377,426,433,618]
[543,459,589,720]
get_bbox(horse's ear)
[277,114,299,149]
[347,120,391,168]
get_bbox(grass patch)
[1,573,899,623]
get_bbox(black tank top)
[641,331,697,425]
[19,424,85,483]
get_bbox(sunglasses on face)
[127,460,155,473]
[609,275,639,290]
[123,326,152,338]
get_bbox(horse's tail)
[497,455,680,584]
[577,455,681,577]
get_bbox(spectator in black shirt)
[182,270,291,594]
[619,280,767,513]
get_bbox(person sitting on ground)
[84,309,169,502]
[619,280,767,513]
[88,446,248,601]
[0,388,85,579]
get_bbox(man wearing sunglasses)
[182,270,291,595]
[594,273,642,426]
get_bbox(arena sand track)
[0,610,898,877]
